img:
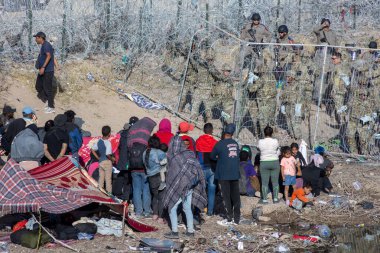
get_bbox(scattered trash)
[337,242,352,251]
[252,207,263,220]
[197,238,207,244]
[0,241,9,253]
[358,201,374,210]
[139,238,184,252]
[296,221,311,230]
[352,181,362,191]
[86,72,95,82]
[206,248,220,253]
[318,224,331,238]
[356,224,365,227]
[77,233,94,240]
[239,218,255,225]
[96,218,123,237]
[292,234,321,243]
[364,233,375,241]
[331,196,349,209]
[258,216,271,222]
[237,241,244,251]
[318,200,327,205]
[275,243,290,252]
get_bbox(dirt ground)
[1,59,380,253]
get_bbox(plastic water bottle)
[318,224,331,238]
[353,181,362,191]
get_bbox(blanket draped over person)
[127,117,156,147]
[163,136,207,212]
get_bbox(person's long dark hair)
[144,135,161,168]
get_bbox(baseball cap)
[2,105,16,114]
[179,122,195,133]
[22,106,35,115]
[33,31,46,39]
[224,123,236,135]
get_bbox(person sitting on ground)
[38,120,54,164]
[239,145,259,197]
[0,106,39,156]
[289,182,314,210]
[158,143,168,191]
[164,135,207,239]
[291,142,306,189]
[154,118,174,146]
[196,123,218,216]
[178,121,196,152]
[281,146,301,206]
[0,105,16,134]
[43,114,69,162]
[91,126,115,193]
[143,135,167,223]
[318,150,334,194]
[64,110,83,162]
[211,123,241,226]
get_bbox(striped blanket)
[28,157,116,203]
[78,134,120,165]
[0,159,91,216]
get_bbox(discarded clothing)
[131,92,165,110]
[96,218,123,237]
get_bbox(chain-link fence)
[0,0,379,158]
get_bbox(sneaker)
[258,199,269,205]
[44,102,49,110]
[184,232,195,237]
[273,198,280,204]
[164,231,179,239]
[143,213,152,218]
[286,200,290,206]
[217,219,233,227]
[158,182,166,191]
[44,107,55,114]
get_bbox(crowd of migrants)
[0,105,334,239]
[177,14,379,155]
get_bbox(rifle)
[247,28,262,58]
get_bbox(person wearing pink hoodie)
[154,118,174,146]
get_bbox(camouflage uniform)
[281,53,315,139]
[206,79,235,124]
[233,22,272,75]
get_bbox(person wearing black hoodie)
[43,114,69,162]
[113,116,139,201]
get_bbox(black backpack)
[127,142,147,169]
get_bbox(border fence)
[0,0,379,159]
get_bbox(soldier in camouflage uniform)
[280,48,315,139]
[326,52,350,125]
[233,13,272,76]
[205,63,235,124]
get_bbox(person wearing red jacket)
[196,123,218,216]
[154,118,174,146]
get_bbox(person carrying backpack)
[113,116,138,201]
[127,117,156,218]
[64,110,83,163]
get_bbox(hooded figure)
[154,118,174,146]
[163,136,207,238]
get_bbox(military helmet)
[278,25,288,33]
[251,13,261,21]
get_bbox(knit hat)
[179,122,194,133]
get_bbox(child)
[239,146,259,197]
[91,126,115,193]
[290,143,305,189]
[290,182,314,210]
[280,146,300,205]
[158,143,168,191]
